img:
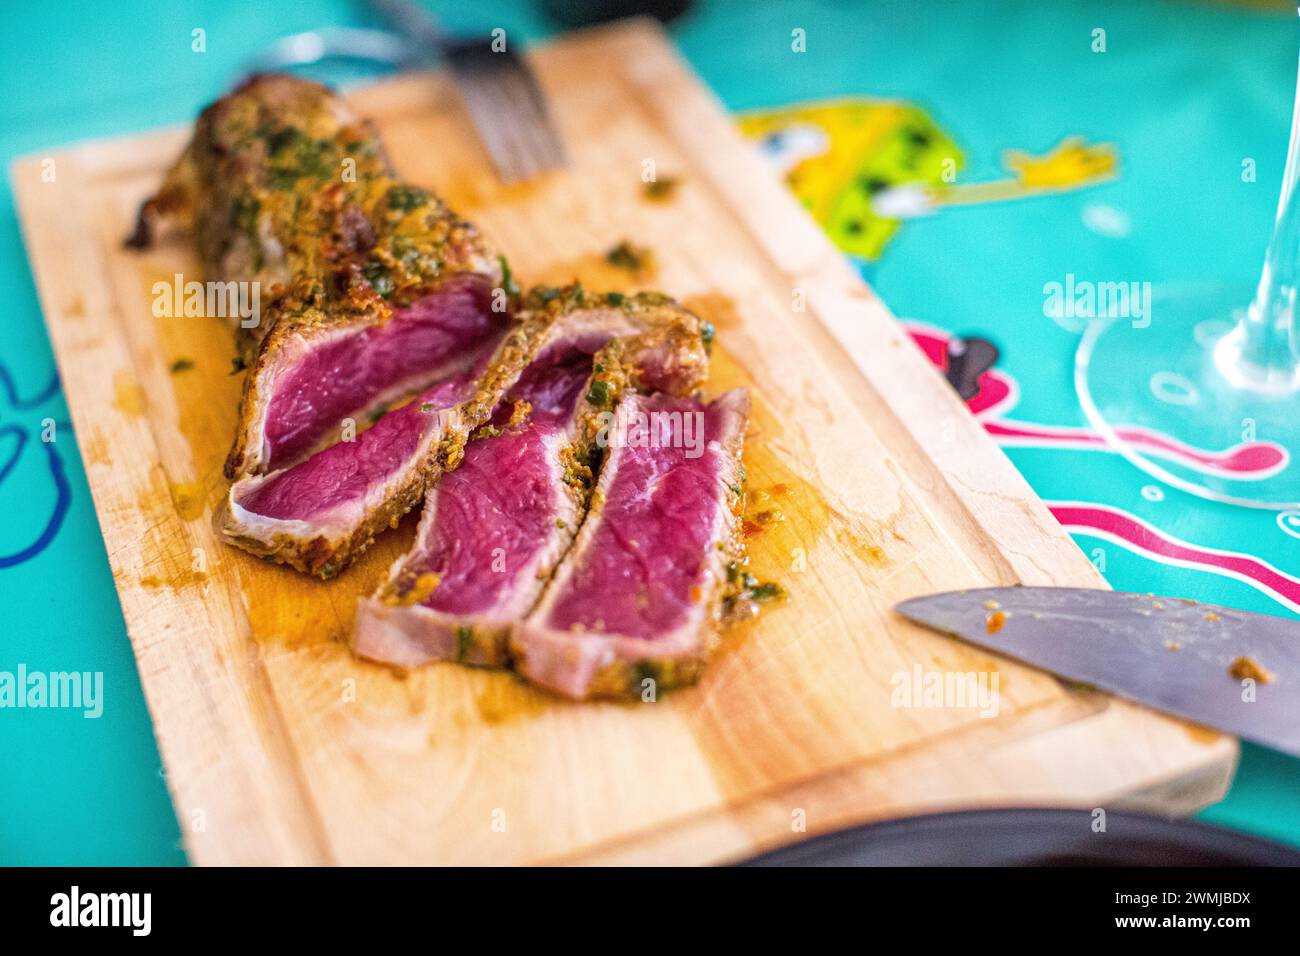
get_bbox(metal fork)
[245,2,566,183]
[370,0,566,182]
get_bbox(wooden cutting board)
[11,19,1235,865]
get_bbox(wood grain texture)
[12,20,1235,866]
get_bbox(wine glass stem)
[1241,22,1300,385]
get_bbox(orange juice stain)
[473,676,551,726]
[142,270,243,483]
[534,248,659,291]
[139,568,207,592]
[642,175,680,202]
[112,371,146,416]
[712,342,897,571]
[81,433,111,467]
[168,481,206,521]
[681,293,742,332]
[860,543,887,565]
[678,287,897,668]
[240,520,417,651]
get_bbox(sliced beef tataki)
[220,319,545,577]
[228,272,504,477]
[511,389,750,700]
[127,74,504,478]
[353,288,711,666]
[353,350,602,666]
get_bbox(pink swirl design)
[1048,501,1300,615]
[906,322,1288,479]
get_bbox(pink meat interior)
[545,394,731,639]
[241,365,482,522]
[412,352,594,616]
[262,274,495,469]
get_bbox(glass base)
[1074,284,1300,509]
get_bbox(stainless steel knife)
[895,587,1300,757]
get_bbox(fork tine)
[491,69,552,179]
[505,64,567,169]
[498,58,565,165]
[455,76,524,180]
[451,67,526,181]
[446,44,566,182]
[506,66,558,174]
[465,70,541,181]
[482,65,558,178]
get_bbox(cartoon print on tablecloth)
[0,363,70,569]
[739,98,1117,264]
[905,321,1300,615]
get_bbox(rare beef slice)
[510,389,750,699]
[353,288,712,665]
[220,319,544,577]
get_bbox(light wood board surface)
[12,19,1235,865]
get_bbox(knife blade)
[895,587,1300,757]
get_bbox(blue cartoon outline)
[0,363,71,568]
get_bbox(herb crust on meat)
[129,74,504,478]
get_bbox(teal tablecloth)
[2,0,1297,864]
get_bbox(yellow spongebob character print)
[740,100,1117,262]
[739,99,963,260]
